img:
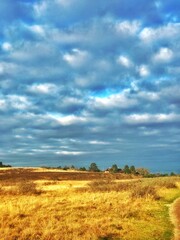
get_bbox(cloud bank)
[0,0,179,172]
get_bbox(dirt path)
[170,198,180,240]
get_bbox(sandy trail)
[170,198,180,240]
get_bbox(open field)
[0,168,180,240]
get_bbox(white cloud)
[49,28,86,45]
[55,150,85,155]
[160,85,180,101]
[117,55,132,68]
[89,140,109,145]
[130,81,139,91]
[29,25,45,37]
[124,113,180,124]
[115,20,140,35]
[140,23,180,42]
[140,28,154,41]
[148,143,170,148]
[8,95,32,110]
[153,47,173,62]
[138,91,160,101]
[63,48,90,68]
[33,1,47,17]
[49,114,88,126]
[92,92,138,109]
[0,62,17,75]
[2,42,12,51]
[61,97,84,106]
[142,130,160,136]
[138,65,149,77]
[29,83,58,94]
[0,99,6,110]
[0,64,4,74]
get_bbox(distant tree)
[89,162,100,172]
[170,172,176,176]
[0,162,11,168]
[136,168,150,176]
[123,165,131,174]
[79,167,87,171]
[130,165,136,174]
[110,164,119,173]
[63,165,69,170]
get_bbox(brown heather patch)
[87,179,161,200]
[0,168,135,182]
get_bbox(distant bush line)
[0,161,12,168]
[1,160,178,177]
[42,162,178,177]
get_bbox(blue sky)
[0,0,179,172]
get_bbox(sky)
[0,0,180,172]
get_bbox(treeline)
[0,162,12,168]
[56,163,148,176]
[50,162,178,177]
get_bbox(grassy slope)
[0,168,179,240]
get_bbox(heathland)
[0,168,180,240]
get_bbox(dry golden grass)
[0,168,179,240]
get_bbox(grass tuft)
[131,185,160,200]
[17,180,42,195]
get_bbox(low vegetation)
[45,162,179,178]
[0,168,179,240]
[0,161,11,168]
